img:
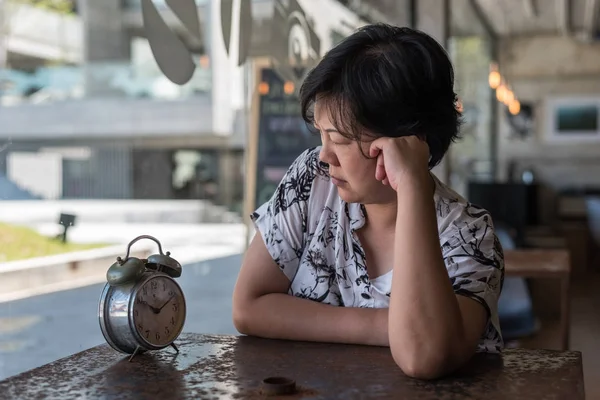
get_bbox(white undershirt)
[369,270,393,294]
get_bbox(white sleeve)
[250,148,318,281]
[441,206,505,352]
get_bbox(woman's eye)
[332,139,351,146]
[318,129,350,145]
[330,136,350,145]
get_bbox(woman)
[232,24,504,380]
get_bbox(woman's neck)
[363,200,398,232]
[362,173,436,232]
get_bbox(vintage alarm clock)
[98,235,186,361]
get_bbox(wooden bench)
[504,249,571,351]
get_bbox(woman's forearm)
[234,293,389,347]
[388,175,466,377]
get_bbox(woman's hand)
[368,136,430,191]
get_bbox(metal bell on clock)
[146,250,182,278]
[106,256,145,286]
[105,234,181,286]
[120,234,182,278]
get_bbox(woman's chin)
[336,186,361,204]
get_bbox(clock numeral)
[170,317,176,326]
[137,323,143,331]
[134,310,139,317]
[155,332,161,341]
[143,287,147,296]
[136,297,144,305]
[145,330,150,339]
[168,290,175,297]
[165,326,170,335]
[151,281,158,290]
[163,282,167,291]
[172,303,179,312]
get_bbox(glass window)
[0,0,389,380]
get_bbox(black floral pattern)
[251,147,505,353]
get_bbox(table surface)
[504,249,571,277]
[0,333,584,400]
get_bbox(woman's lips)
[330,175,346,185]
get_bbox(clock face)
[131,275,185,347]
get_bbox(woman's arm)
[367,135,493,380]
[232,234,389,347]
[388,174,488,379]
[232,148,388,346]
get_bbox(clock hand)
[159,294,176,311]
[140,300,161,314]
[156,294,176,313]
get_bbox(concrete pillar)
[0,149,7,176]
[0,0,9,183]
[415,0,449,47]
[77,0,131,96]
[387,0,412,27]
[0,0,6,68]
[415,0,451,184]
[218,149,236,208]
[209,0,245,135]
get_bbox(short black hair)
[300,23,462,169]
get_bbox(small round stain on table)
[261,376,297,396]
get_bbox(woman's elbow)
[390,344,455,380]
[394,355,447,380]
[231,297,254,335]
[232,309,250,335]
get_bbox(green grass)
[0,222,107,263]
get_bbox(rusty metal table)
[0,333,584,399]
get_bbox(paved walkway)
[30,221,248,264]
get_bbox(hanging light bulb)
[504,87,515,105]
[509,99,521,115]
[456,98,464,113]
[258,81,269,95]
[199,55,210,69]
[283,81,295,95]
[495,88,503,102]
[496,82,507,103]
[489,71,501,89]
[489,62,501,89]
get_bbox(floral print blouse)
[251,147,505,352]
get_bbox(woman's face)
[314,101,397,205]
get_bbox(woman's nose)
[319,143,337,166]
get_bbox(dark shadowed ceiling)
[337,0,600,39]
[453,0,600,39]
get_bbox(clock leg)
[170,343,179,353]
[129,346,142,362]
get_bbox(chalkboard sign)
[253,67,322,208]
